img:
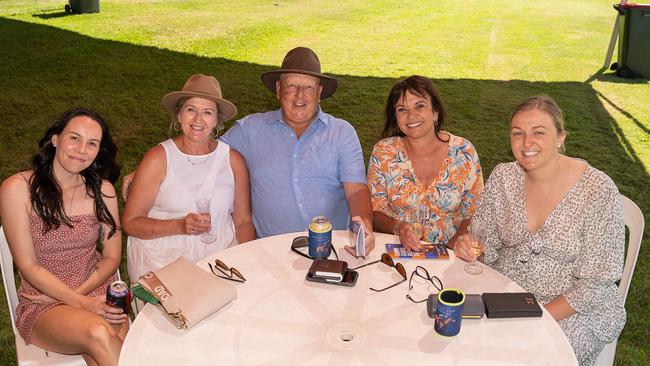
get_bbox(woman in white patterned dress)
[456,96,626,365]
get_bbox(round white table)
[119,231,578,365]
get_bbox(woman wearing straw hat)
[122,74,255,282]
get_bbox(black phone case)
[305,269,358,287]
[427,293,485,319]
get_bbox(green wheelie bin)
[65,0,100,14]
[611,2,650,78]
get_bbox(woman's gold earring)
[212,123,224,139]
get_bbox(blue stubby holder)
[308,236,332,258]
[308,230,332,258]
[308,216,332,259]
[434,288,465,337]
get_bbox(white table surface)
[119,231,578,365]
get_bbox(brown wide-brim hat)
[162,74,237,122]
[261,47,338,99]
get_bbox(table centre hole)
[339,331,355,342]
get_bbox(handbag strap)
[141,271,174,302]
[140,271,189,329]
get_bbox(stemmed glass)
[195,198,217,243]
[411,205,430,242]
[464,220,485,275]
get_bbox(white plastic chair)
[594,194,645,366]
[1,226,87,365]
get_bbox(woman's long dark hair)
[30,108,121,238]
[381,75,448,143]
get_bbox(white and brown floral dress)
[473,161,626,366]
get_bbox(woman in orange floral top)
[368,75,483,251]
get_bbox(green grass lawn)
[0,0,648,364]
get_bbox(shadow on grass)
[32,11,70,20]
[0,16,648,363]
[586,66,650,84]
[596,90,650,135]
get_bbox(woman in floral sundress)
[368,75,483,251]
[457,96,626,365]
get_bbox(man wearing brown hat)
[221,47,375,254]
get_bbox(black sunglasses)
[291,236,339,261]
[405,265,443,303]
[351,253,407,292]
[208,259,246,283]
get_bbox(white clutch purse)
[138,257,236,329]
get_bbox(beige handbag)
[138,257,236,329]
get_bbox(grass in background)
[0,0,648,364]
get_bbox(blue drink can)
[106,280,130,313]
[308,216,332,258]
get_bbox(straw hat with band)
[261,47,338,99]
[162,74,237,125]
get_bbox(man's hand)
[344,215,375,257]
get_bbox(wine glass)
[464,220,484,275]
[410,205,429,242]
[418,206,430,242]
[195,198,217,243]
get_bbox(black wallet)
[305,269,358,287]
[308,259,348,282]
[481,292,543,318]
[305,259,358,287]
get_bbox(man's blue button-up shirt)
[221,108,366,237]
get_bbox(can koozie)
[434,288,465,337]
[308,216,332,258]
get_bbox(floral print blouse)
[474,161,626,365]
[368,133,483,244]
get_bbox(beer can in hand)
[106,280,130,314]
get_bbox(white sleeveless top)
[127,139,237,280]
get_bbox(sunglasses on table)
[405,265,443,303]
[208,259,246,283]
[290,236,339,261]
[350,253,407,292]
